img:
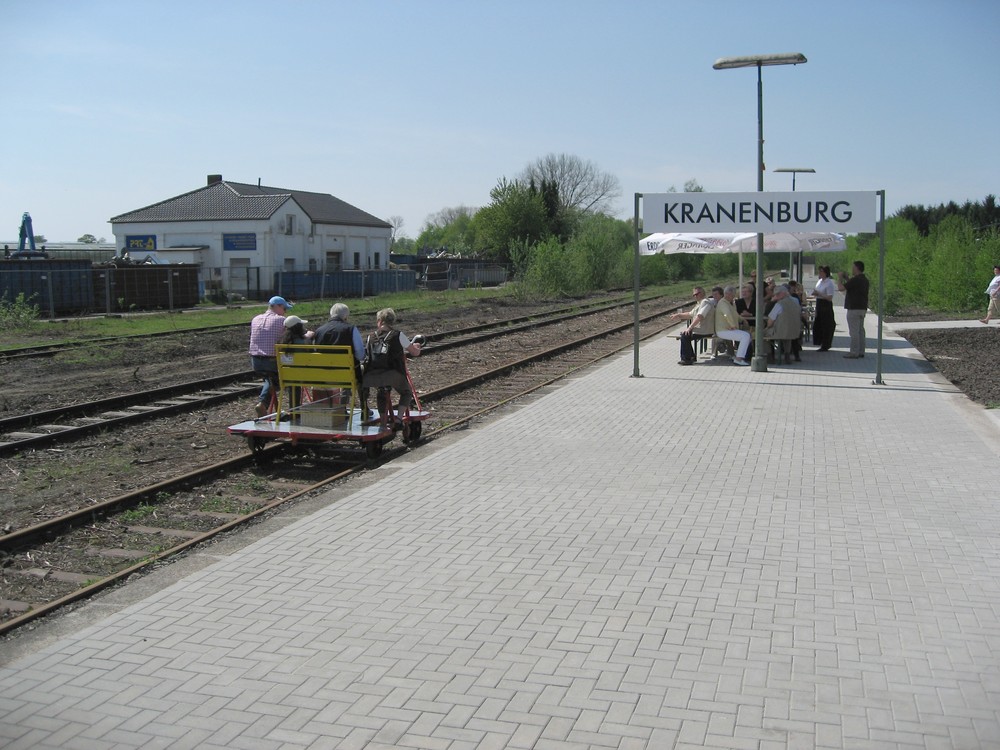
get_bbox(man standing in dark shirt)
[838,260,870,359]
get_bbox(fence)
[1,262,422,316]
[2,260,509,317]
[1,262,202,317]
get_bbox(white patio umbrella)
[725,232,846,254]
[638,232,741,256]
[640,231,846,256]
[639,230,847,289]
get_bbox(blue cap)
[268,296,293,308]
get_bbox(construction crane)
[17,212,37,253]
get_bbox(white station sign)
[643,191,878,234]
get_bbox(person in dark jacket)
[838,261,870,359]
[312,303,365,365]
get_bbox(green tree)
[78,234,98,243]
[474,179,548,265]
[415,205,478,255]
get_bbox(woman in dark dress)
[811,265,836,351]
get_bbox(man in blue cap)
[248,296,293,416]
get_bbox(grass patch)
[0,287,519,350]
[120,503,156,522]
[231,476,271,495]
[200,496,258,515]
[0,279,756,352]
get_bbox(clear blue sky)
[2,0,997,243]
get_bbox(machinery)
[9,212,47,258]
[18,212,36,253]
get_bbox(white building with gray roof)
[109,175,391,294]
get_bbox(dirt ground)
[896,325,1000,406]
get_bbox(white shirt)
[813,277,836,300]
[986,273,1000,297]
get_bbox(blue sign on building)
[125,235,156,251]
[223,233,257,252]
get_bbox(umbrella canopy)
[639,231,845,256]
[639,232,739,255]
[726,232,847,254]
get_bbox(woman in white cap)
[279,315,312,345]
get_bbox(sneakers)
[733,358,749,366]
[254,401,268,417]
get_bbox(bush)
[0,293,39,330]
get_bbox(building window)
[285,215,295,235]
[353,252,360,269]
[374,252,381,269]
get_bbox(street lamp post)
[713,53,807,372]
[775,167,815,279]
[774,166,815,192]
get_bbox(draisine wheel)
[364,439,384,459]
[247,436,270,464]
[403,420,422,444]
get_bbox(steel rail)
[0,454,363,637]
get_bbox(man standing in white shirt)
[980,264,1000,325]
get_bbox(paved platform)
[2,306,1000,750]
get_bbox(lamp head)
[713,53,807,70]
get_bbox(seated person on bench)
[667,286,715,366]
[713,285,751,366]
[764,285,802,364]
[362,308,422,422]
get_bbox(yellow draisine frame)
[274,344,360,425]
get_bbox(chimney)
[207,174,223,186]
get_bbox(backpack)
[364,330,395,372]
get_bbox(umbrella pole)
[751,61,768,372]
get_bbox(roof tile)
[111,180,390,229]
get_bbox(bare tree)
[388,215,405,244]
[424,205,477,229]
[519,153,621,214]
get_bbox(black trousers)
[679,332,709,361]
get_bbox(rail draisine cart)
[228,344,430,460]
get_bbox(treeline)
[816,213,1000,314]
[408,163,999,311]
[895,195,999,237]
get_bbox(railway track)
[0,292,642,361]
[0,293,674,455]
[0,299,684,636]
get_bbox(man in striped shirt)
[249,296,293,417]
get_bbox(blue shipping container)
[0,260,95,315]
